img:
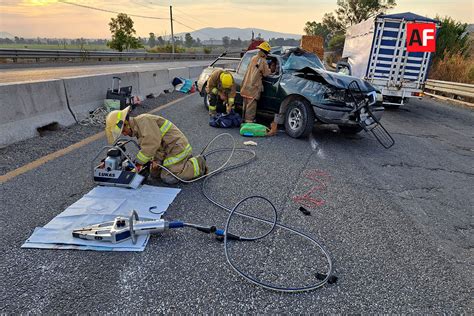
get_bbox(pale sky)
[1,0,473,39]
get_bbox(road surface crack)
[381,162,474,177]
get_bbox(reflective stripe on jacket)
[130,114,192,166]
[189,157,201,177]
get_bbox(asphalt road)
[0,60,211,84]
[1,94,472,313]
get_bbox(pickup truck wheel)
[338,125,364,134]
[284,99,315,138]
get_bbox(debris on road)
[172,77,195,93]
[299,206,311,216]
[315,273,338,284]
[243,140,258,146]
[78,106,108,126]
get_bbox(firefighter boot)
[267,122,278,136]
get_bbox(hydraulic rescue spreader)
[72,210,241,244]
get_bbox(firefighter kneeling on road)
[205,70,236,116]
[105,106,207,184]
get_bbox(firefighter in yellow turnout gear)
[205,70,237,116]
[105,106,207,184]
[240,41,278,136]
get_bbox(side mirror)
[336,61,352,76]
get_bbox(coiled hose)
[155,133,333,292]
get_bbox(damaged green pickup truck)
[197,47,385,138]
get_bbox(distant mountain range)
[2,23,473,41]
[174,27,301,41]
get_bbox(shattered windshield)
[282,53,324,71]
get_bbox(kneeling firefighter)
[105,106,207,184]
[205,70,236,116]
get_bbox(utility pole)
[169,5,175,54]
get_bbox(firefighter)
[240,41,278,135]
[205,70,236,116]
[105,106,207,184]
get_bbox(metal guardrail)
[424,79,474,101]
[0,48,221,61]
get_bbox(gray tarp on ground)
[22,185,180,251]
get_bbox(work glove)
[132,162,143,173]
[226,98,235,114]
[211,87,218,95]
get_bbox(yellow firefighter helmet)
[257,41,271,53]
[105,106,131,144]
[219,71,234,89]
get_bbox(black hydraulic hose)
[201,148,333,293]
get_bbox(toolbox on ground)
[106,77,134,110]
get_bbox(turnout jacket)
[205,69,237,102]
[240,50,271,100]
[129,114,192,167]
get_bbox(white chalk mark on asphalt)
[309,133,326,159]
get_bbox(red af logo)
[406,23,436,52]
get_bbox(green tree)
[328,33,346,53]
[434,16,471,61]
[184,33,194,48]
[317,0,397,35]
[306,0,396,51]
[312,1,397,36]
[304,21,332,46]
[149,32,156,48]
[157,36,165,46]
[107,13,143,52]
[222,36,230,49]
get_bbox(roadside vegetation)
[304,0,473,84]
[429,17,473,84]
[305,0,397,60]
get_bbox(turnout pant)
[150,155,207,184]
[243,97,257,123]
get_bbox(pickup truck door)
[233,52,255,107]
[260,57,282,112]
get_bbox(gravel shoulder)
[0,91,190,175]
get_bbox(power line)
[130,0,154,9]
[57,0,168,20]
[174,7,209,28]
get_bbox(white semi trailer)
[339,12,439,108]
